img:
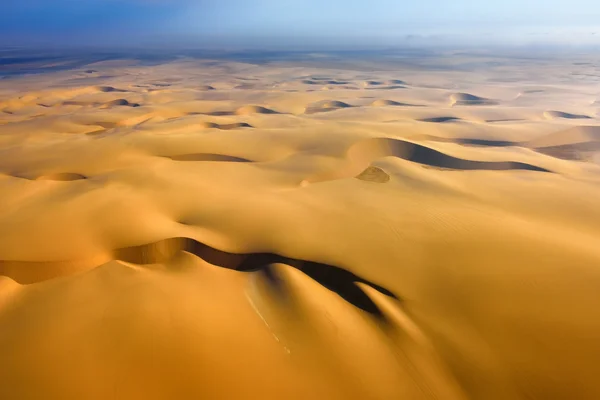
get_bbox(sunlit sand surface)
[1,50,600,399]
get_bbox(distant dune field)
[1,50,600,400]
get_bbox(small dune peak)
[450,92,493,106]
[371,99,405,107]
[166,153,252,162]
[102,99,139,108]
[355,166,390,183]
[36,173,87,181]
[95,86,125,93]
[200,122,253,130]
[543,111,591,120]
[386,79,407,85]
[199,122,220,129]
[348,137,551,173]
[419,116,462,123]
[526,126,600,160]
[235,105,278,115]
[219,122,253,130]
[305,100,352,114]
[322,100,351,109]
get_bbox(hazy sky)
[2,0,600,48]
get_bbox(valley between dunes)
[1,52,600,399]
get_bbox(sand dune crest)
[235,105,279,115]
[305,100,352,114]
[355,166,391,183]
[165,153,252,162]
[348,138,550,172]
[371,99,416,107]
[419,116,462,123]
[450,92,494,106]
[544,110,592,120]
[36,173,87,181]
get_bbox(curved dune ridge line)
[370,99,416,107]
[419,116,462,123]
[200,122,253,130]
[235,105,279,115]
[347,138,550,172]
[103,99,139,108]
[455,138,518,147]
[114,237,398,314]
[105,99,130,106]
[63,99,140,108]
[527,126,600,160]
[411,135,520,147]
[527,126,600,148]
[94,85,126,93]
[0,236,397,317]
[543,110,592,120]
[301,77,350,85]
[208,105,278,116]
[36,172,87,181]
[307,138,550,184]
[304,100,352,114]
[450,92,495,106]
[321,100,352,109]
[164,153,252,162]
[0,254,112,284]
[363,79,407,88]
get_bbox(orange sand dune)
[1,53,600,400]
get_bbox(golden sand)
[1,54,600,399]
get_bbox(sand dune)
[544,110,592,119]
[371,99,417,107]
[306,137,550,184]
[95,85,126,93]
[455,138,518,147]
[304,100,352,114]
[386,79,407,85]
[348,138,549,172]
[115,237,396,310]
[303,79,350,85]
[450,92,495,106]
[419,116,462,123]
[527,125,600,148]
[1,52,600,400]
[205,105,279,116]
[103,98,139,107]
[200,121,253,130]
[165,153,252,162]
[235,105,279,115]
[355,166,391,183]
[61,98,140,108]
[36,172,88,181]
[527,126,600,160]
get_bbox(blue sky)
[2,0,600,47]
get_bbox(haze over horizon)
[3,0,600,49]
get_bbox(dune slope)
[1,52,600,400]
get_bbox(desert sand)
[1,50,600,399]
